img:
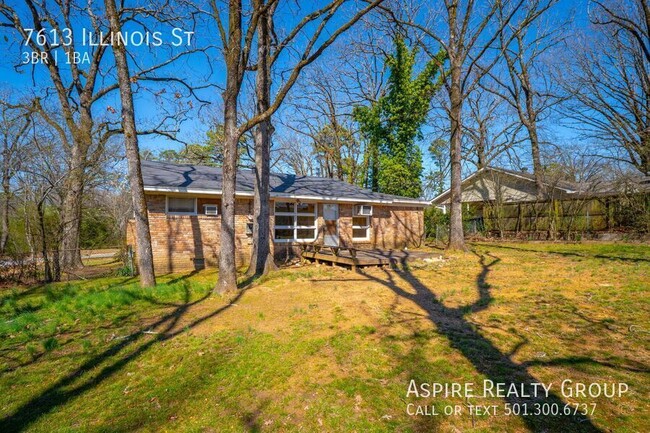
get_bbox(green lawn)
[0,242,648,432]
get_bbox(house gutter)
[143,186,430,207]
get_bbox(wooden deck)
[301,248,442,270]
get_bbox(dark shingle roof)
[141,160,428,205]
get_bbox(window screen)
[167,197,196,214]
[274,201,317,242]
[352,215,370,240]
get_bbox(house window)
[203,204,218,216]
[274,201,317,242]
[352,216,370,240]
[354,204,373,216]
[353,205,372,240]
[167,196,197,214]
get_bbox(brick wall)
[127,194,254,273]
[370,205,425,249]
[127,194,425,274]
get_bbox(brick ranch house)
[127,160,429,273]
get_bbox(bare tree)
[104,0,156,287]
[248,2,385,278]
[276,136,316,176]
[17,119,68,282]
[565,0,650,176]
[463,85,524,169]
[278,26,392,189]
[282,66,365,184]
[0,1,119,269]
[0,0,204,271]
[247,1,277,277]
[486,0,565,198]
[0,102,30,254]
[393,0,530,249]
[393,0,555,249]
[210,0,383,292]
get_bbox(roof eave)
[143,186,428,206]
[430,167,489,204]
[430,166,581,205]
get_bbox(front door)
[323,203,339,247]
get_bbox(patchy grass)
[0,242,648,432]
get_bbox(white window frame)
[354,204,373,216]
[166,196,197,215]
[203,204,219,216]
[274,201,318,243]
[352,214,371,241]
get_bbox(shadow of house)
[190,216,205,271]
[392,209,425,248]
[359,251,604,432]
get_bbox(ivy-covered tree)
[354,38,446,198]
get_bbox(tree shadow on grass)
[521,356,650,374]
[476,242,650,264]
[240,399,270,433]
[164,269,202,286]
[0,284,46,307]
[359,251,604,433]
[0,281,250,432]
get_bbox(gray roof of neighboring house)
[431,165,650,205]
[486,166,582,192]
[141,160,429,206]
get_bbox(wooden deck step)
[301,248,441,270]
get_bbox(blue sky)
[0,0,595,180]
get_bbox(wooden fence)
[468,193,650,239]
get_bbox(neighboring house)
[431,166,650,237]
[127,160,429,273]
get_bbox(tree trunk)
[447,59,466,251]
[248,127,276,277]
[217,127,239,293]
[370,143,380,192]
[1,171,10,254]
[526,123,546,200]
[476,125,487,169]
[105,0,156,287]
[216,0,243,294]
[23,197,34,258]
[52,246,61,282]
[60,98,94,270]
[1,129,11,254]
[247,4,276,277]
[216,79,240,293]
[476,146,486,169]
[37,198,52,283]
[59,165,84,269]
[516,112,547,198]
[521,69,545,199]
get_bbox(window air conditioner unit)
[204,204,219,216]
[354,204,372,216]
